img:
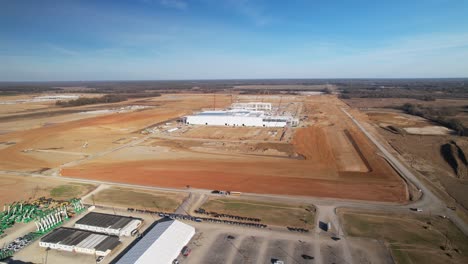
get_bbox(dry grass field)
[0,93,406,202]
[339,209,468,264]
[84,186,186,212]
[200,197,315,228]
[0,174,95,204]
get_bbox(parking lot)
[173,219,392,264]
[4,205,390,264]
[176,223,325,264]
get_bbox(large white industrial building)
[184,102,298,127]
[74,212,142,237]
[112,219,195,264]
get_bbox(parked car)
[271,259,284,264]
[181,246,191,256]
[96,256,104,263]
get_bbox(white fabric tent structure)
[114,219,195,264]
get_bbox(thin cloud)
[298,32,468,78]
[352,32,468,60]
[227,0,271,26]
[159,0,187,10]
[45,43,80,56]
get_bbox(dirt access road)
[342,107,467,235]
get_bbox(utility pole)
[44,247,50,264]
[277,95,283,115]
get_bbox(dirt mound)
[383,125,405,135]
[343,130,372,172]
[405,126,454,135]
[253,142,295,156]
[440,141,468,179]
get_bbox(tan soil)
[0,174,96,204]
[0,94,406,202]
[62,95,406,202]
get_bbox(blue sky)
[1,0,467,81]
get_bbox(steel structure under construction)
[231,102,272,111]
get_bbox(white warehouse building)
[185,110,297,127]
[74,212,142,237]
[112,219,195,264]
[184,102,298,128]
[39,227,121,257]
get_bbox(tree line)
[56,94,128,107]
[400,103,467,136]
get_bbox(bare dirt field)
[375,128,468,208]
[0,93,108,133]
[367,111,454,135]
[339,209,468,264]
[367,111,431,128]
[0,94,231,171]
[0,174,96,204]
[179,126,285,141]
[344,98,468,109]
[1,94,406,202]
[233,84,333,90]
[344,97,468,127]
[344,98,468,213]
[62,95,405,202]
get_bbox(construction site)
[0,90,467,264]
[0,93,407,202]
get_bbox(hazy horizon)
[1,77,468,84]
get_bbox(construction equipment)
[1,197,85,235]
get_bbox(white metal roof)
[193,109,265,117]
[76,234,107,249]
[114,219,195,264]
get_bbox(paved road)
[175,192,195,215]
